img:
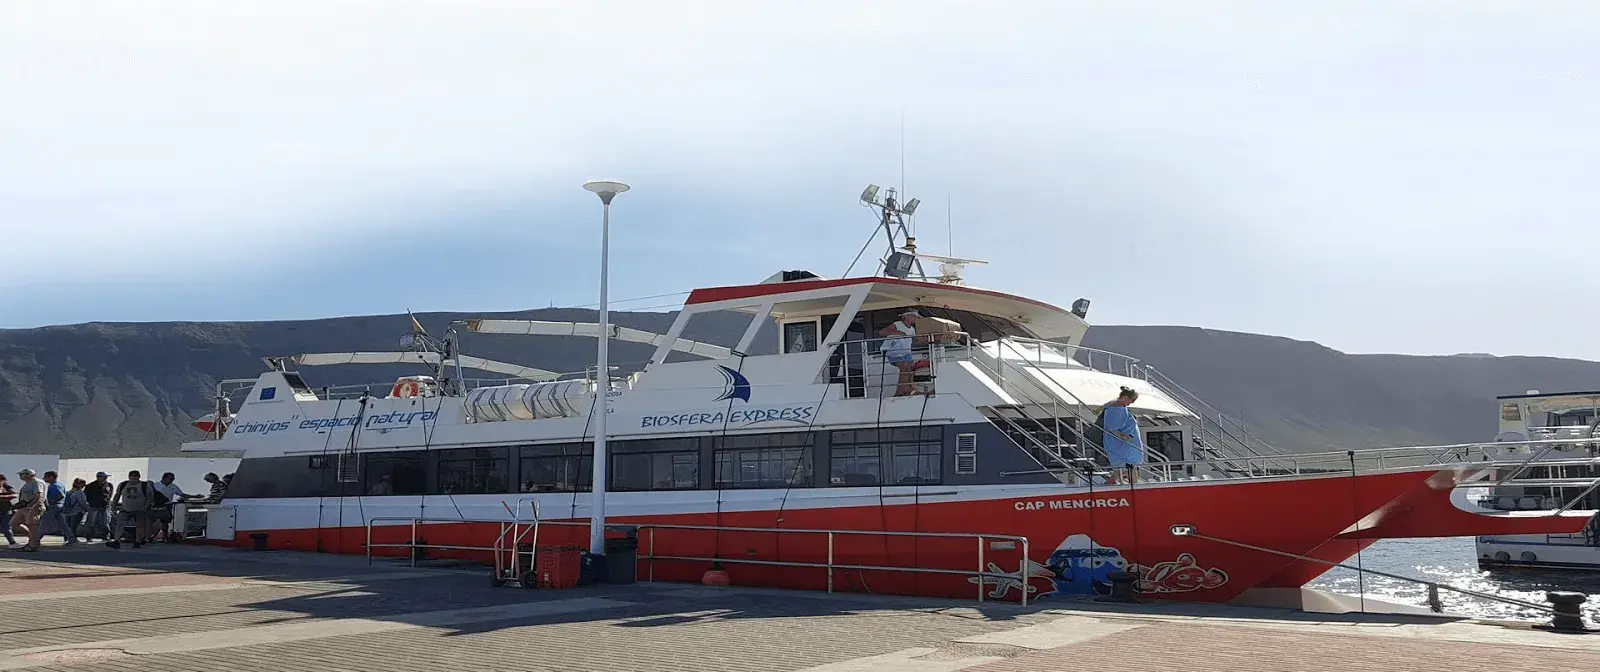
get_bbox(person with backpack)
[41,471,79,547]
[108,470,156,548]
[64,479,89,541]
[1098,387,1147,485]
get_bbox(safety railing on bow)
[1134,364,1287,461]
[632,523,1034,605]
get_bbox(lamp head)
[584,180,631,205]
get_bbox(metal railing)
[362,514,1037,606]
[988,335,1287,472]
[844,331,1275,482]
[632,523,1034,605]
[1136,365,1286,460]
[366,516,530,567]
[978,338,1197,483]
[958,339,1128,482]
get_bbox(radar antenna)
[852,184,925,279]
[844,184,987,285]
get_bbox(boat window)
[829,445,881,486]
[363,451,427,496]
[712,432,813,450]
[889,442,942,485]
[612,451,699,491]
[616,437,702,454]
[519,443,591,493]
[714,446,811,488]
[435,447,511,495]
[834,427,940,444]
[783,320,821,353]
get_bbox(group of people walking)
[1,468,228,551]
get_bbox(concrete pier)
[1,541,1596,671]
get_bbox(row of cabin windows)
[355,428,944,496]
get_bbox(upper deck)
[179,266,1197,470]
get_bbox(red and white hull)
[214,466,1590,603]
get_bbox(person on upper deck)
[1098,387,1146,484]
[878,309,923,397]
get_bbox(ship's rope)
[337,392,373,551]
[708,350,752,564]
[771,343,869,570]
[312,398,348,552]
[567,396,599,524]
[1348,451,1367,613]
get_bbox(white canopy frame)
[287,351,560,381]
[462,319,734,360]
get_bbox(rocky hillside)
[2,310,1596,457]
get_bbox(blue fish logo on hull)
[714,365,751,403]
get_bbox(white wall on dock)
[0,454,60,479]
[57,457,239,495]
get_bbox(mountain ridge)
[3,310,1597,457]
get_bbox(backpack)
[151,485,170,507]
[1083,405,1108,454]
[118,481,153,510]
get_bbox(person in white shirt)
[877,309,923,397]
[152,472,187,542]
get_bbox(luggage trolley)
[491,497,541,588]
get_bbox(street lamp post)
[583,179,629,556]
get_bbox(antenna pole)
[899,109,906,219]
[947,195,953,256]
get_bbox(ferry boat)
[183,184,1597,607]
[1476,390,1600,571]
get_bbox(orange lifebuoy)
[392,379,423,398]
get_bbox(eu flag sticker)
[260,387,277,401]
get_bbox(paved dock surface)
[1,542,1597,671]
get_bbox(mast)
[857,184,924,280]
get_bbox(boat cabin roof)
[1499,390,1600,414]
[683,273,1088,342]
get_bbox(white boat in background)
[1477,390,1600,571]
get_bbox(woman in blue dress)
[1099,387,1146,484]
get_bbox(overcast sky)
[2,1,1596,359]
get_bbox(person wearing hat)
[82,471,113,541]
[11,469,45,551]
[878,309,924,397]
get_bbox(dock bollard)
[1543,591,1590,633]
[1105,571,1138,602]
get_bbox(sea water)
[1308,537,1600,620]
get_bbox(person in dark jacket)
[82,472,113,541]
[0,474,16,547]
